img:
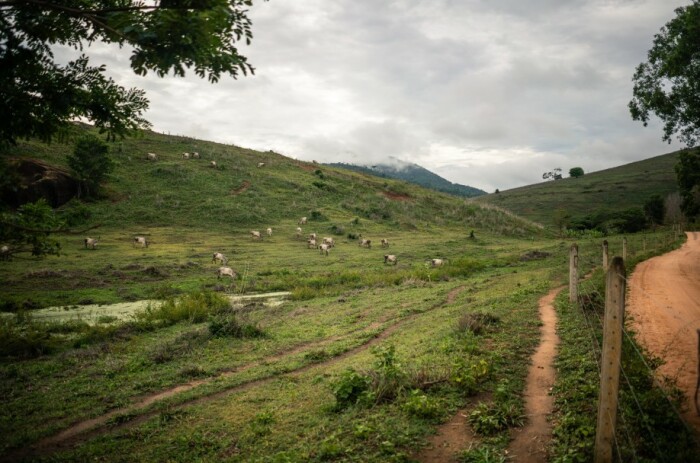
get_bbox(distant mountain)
[326,159,486,198]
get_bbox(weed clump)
[135,291,230,325]
[457,312,500,335]
[208,313,264,338]
[467,401,524,435]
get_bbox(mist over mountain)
[326,158,486,198]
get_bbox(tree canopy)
[675,149,700,219]
[569,167,584,178]
[0,0,259,145]
[629,1,700,146]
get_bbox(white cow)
[319,244,330,256]
[146,152,157,161]
[266,227,273,237]
[134,236,149,248]
[384,255,397,265]
[212,252,228,265]
[430,258,445,267]
[299,217,307,225]
[250,230,262,240]
[84,237,98,249]
[217,267,237,280]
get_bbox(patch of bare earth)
[508,287,562,462]
[414,407,478,463]
[382,191,412,201]
[8,287,466,462]
[230,180,250,195]
[627,232,700,435]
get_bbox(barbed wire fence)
[566,229,699,462]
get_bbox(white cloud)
[61,0,692,191]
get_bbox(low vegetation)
[0,127,696,461]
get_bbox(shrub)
[208,313,264,338]
[67,134,114,198]
[134,291,230,325]
[468,401,524,435]
[332,368,371,410]
[457,312,500,335]
[402,389,443,419]
[0,316,57,358]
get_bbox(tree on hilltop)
[569,167,584,178]
[542,168,562,181]
[629,1,700,146]
[0,0,260,145]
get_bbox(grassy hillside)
[474,151,681,228]
[0,127,541,309]
[0,129,694,462]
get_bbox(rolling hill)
[474,151,681,229]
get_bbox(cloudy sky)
[71,0,690,192]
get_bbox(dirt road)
[627,232,700,432]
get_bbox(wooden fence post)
[622,237,627,260]
[695,329,700,416]
[602,240,609,271]
[569,244,578,303]
[595,257,626,463]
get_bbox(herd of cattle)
[83,217,446,284]
[78,152,447,285]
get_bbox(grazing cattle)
[308,238,317,249]
[250,230,262,240]
[217,266,237,280]
[182,152,190,159]
[299,217,307,225]
[210,161,217,168]
[257,162,266,168]
[84,237,98,249]
[266,227,273,237]
[384,255,397,265]
[359,239,371,248]
[192,152,200,159]
[381,238,389,248]
[0,245,9,260]
[319,243,330,256]
[133,236,149,248]
[212,252,228,265]
[322,237,335,247]
[430,258,445,267]
[309,232,317,241]
[146,152,157,161]
[296,227,302,238]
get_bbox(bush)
[67,134,114,198]
[457,312,500,335]
[0,316,57,358]
[332,368,371,410]
[468,401,524,435]
[402,389,443,419]
[135,291,230,325]
[208,313,264,338]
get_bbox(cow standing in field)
[250,230,262,240]
[384,255,397,265]
[146,153,157,161]
[430,258,445,267]
[266,227,273,237]
[212,252,228,265]
[359,239,371,248]
[319,244,330,256]
[381,238,389,248]
[84,237,98,249]
[134,236,149,248]
[299,217,307,225]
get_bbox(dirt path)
[507,287,562,462]
[415,287,562,463]
[627,231,700,433]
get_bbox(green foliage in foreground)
[67,135,114,199]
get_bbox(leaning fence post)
[595,257,626,463]
[622,237,627,260]
[602,240,609,270]
[569,244,579,303]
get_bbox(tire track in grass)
[7,285,467,462]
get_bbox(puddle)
[4,292,291,324]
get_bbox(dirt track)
[627,232,700,432]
